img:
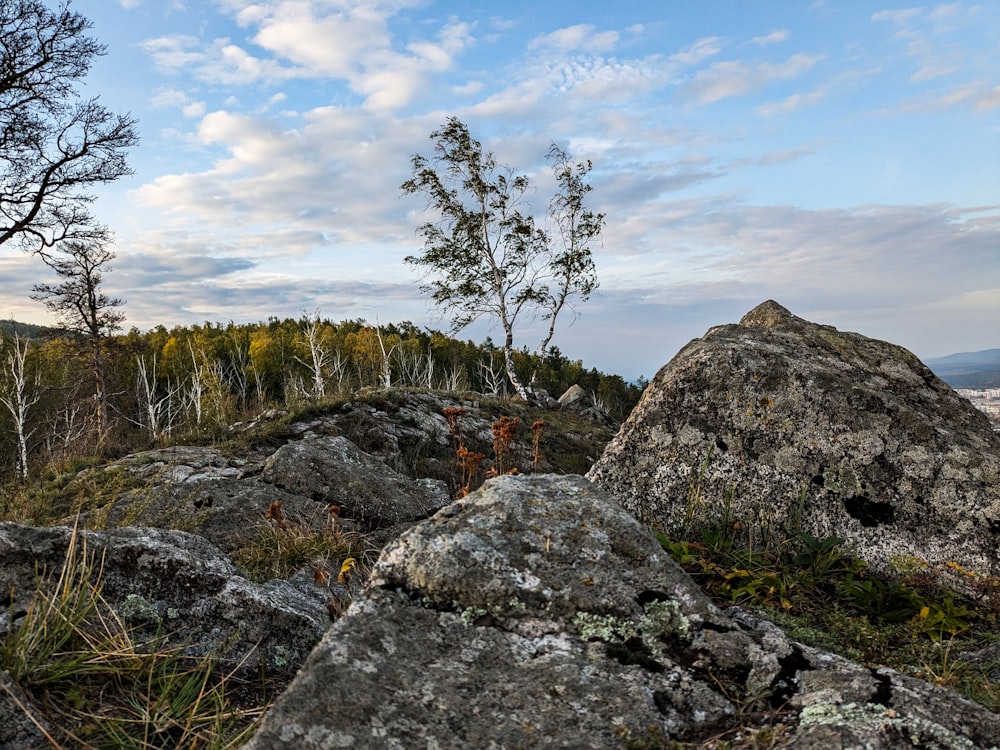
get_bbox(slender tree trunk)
[501,326,530,401]
[91,337,109,442]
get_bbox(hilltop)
[926,348,1000,388]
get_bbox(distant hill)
[925,348,1000,389]
[0,319,56,340]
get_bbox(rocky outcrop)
[75,445,328,552]
[246,475,1000,749]
[69,437,449,550]
[588,300,1000,579]
[0,523,329,682]
[67,391,616,548]
[262,436,449,532]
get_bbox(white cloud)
[871,9,922,24]
[682,53,823,104]
[149,87,190,108]
[756,86,827,116]
[929,3,962,20]
[529,24,620,53]
[751,29,790,45]
[911,64,958,81]
[671,37,724,66]
[898,81,1000,112]
[975,85,1000,110]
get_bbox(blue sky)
[2,1,997,380]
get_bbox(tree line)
[0,2,641,490]
[0,316,646,484]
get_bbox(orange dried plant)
[531,420,545,471]
[442,407,467,447]
[264,500,286,528]
[491,415,520,475]
[456,445,485,499]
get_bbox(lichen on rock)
[588,300,1000,580]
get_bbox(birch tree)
[0,334,40,480]
[401,118,600,399]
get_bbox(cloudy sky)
[2,1,997,380]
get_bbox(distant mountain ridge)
[925,348,1000,389]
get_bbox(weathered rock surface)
[69,436,449,550]
[0,523,329,684]
[246,475,999,749]
[262,436,449,532]
[74,446,326,552]
[588,300,1000,578]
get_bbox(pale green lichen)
[272,644,290,668]
[638,600,690,652]
[119,593,160,626]
[573,599,692,662]
[798,702,994,750]
[460,606,490,625]
[456,596,528,626]
[823,466,861,495]
[573,611,633,641]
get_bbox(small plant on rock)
[491,415,520,475]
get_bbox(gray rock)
[557,383,591,410]
[74,446,325,552]
[247,475,1000,749]
[262,435,449,531]
[0,670,47,748]
[0,523,329,684]
[588,300,1000,579]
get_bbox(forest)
[0,315,645,494]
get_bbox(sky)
[1,0,997,381]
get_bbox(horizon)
[1,1,997,381]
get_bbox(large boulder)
[246,475,999,749]
[0,523,329,684]
[587,300,1000,578]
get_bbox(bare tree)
[0,334,40,480]
[293,313,331,400]
[477,350,508,397]
[374,324,398,389]
[131,355,183,441]
[31,238,124,440]
[0,1,138,253]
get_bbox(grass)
[230,508,376,584]
[1,520,269,749]
[657,522,1000,721]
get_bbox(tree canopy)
[401,118,602,399]
[0,0,138,252]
